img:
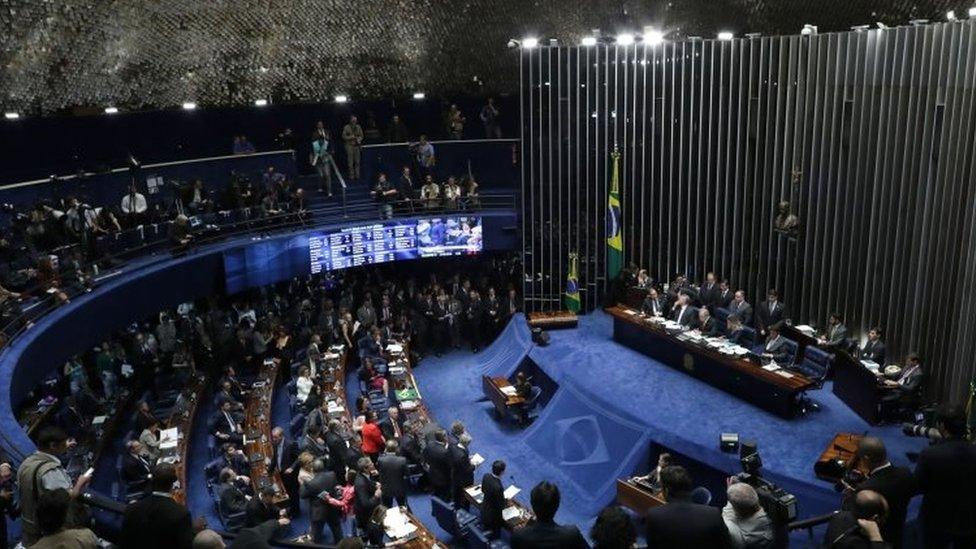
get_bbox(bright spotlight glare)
[616,33,635,45]
[717,31,734,40]
[334,95,349,103]
[104,107,119,114]
[182,102,197,110]
[946,10,956,20]
[412,92,426,100]
[969,7,976,17]
[645,30,664,45]
[581,36,597,47]
[522,37,539,48]
[4,112,20,120]
[253,99,268,107]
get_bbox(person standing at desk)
[818,313,849,352]
[860,327,886,365]
[756,289,789,339]
[641,288,666,317]
[699,272,720,309]
[728,291,753,326]
[716,279,734,309]
[481,461,507,536]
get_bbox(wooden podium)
[527,310,578,330]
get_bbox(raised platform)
[419,311,928,531]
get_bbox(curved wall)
[0,210,518,464]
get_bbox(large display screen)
[309,216,482,274]
[224,216,484,294]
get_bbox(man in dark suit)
[245,486,281,528]
[860,327,886,364]
[299,459,342,544]
[824,489,890,548]
[819,313,849,352]
[480,460,507,536]
[121,463,196,549]
[209,400,244,445]
[728,291,753,325]
[914,404,976,548]
[880,354,925,421]
[511,481,587,548]
[353,457,382,534]
[670,294,699,329]
[696,308,721,337]
[716,279,734,309]
[762,324,794,365]
[755,289,789,338]
[641,288,666,317]
[379,407,404,441]
[268,427,300,516]
[400,422,424,467]
[450,436,476,509]
[121,440,152,489]
[217,468,248,516]
[644,465,731,548]
[324,420,348,479]
[377,440,409,509]
[300,424,328,458]
[849,437,916,548]
[423,430,453,501]
[227,518,290,549]
[699,272,720,308]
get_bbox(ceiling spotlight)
[969,6,976,17]
[4,112,20,120]
[522,37,539,49]
[800,24,818,35]
[717,31,734,41]
[946,10,956,20]
[876,22,888,29]
[104,107,119,114]
[412,92,425,100]
[616,33,635,45]
[182,102,197,110]
[581,36,597,47]
[253,99,268,107]
[334,95,349,103]
[644,30,665,46]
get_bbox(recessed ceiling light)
[522,37,539,48]
[616,33,635,45]
[412,92,425,100]
[104,107,119,114]
[182,102,197,110]
[253,99,268,107]
[717,31,734,41]
[334,95,349,103]
[581,36,597,47]
[4,112,20,120]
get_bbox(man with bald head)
[825,489,890,548]
[193,529,225,549]
[848,437,915,548]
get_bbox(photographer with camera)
[843,437,916,548]
[722,480,775,549]
[914,404,976,548]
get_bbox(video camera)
[734,441,798,522]
[902,423,943,441]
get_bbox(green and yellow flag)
[564,252,581,313]
[607,148,623,280]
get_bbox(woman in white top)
[296,366,314,404]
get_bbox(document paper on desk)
[465,485,484,503]
[500,386,517,396]
[382,506,417,538]
[502,506,521,521]
[503,485,521,500]
[470,453,485,467]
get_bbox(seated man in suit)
[641,287,666,317]
[645,466,731,548]
[823,489,890,548]
[217,468,249,517]
[728,291,753,326]
[670,294,699,329]
[818,313,849,352]
[848,437,916,548]
[511,481,588,548]
[221,443,251,477]
[379,407,404,441]
[761,324,792,365]
[209,400,244,446]
[481,460,507,537]
[755,289,789,338]
[695,308,721,338]
[245,486,282,528]
[214,380,245,412]
[725,315,751,347]
[121,440,152,489]
[880,354,924,421]
[860,327,886,365]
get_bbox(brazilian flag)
[607,148,623,280]
[564,253,581,313]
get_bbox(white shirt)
[296,376,313,403]
[120,192,147,214]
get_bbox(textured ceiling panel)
[0,1,970,114]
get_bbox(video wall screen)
[308,216,482,274]
[224,216,483,294]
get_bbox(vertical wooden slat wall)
[520,21,976,403]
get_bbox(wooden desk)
[482,375,525,419]
[814,433,868,482]
[527,310,578,330]
[463,483,534,531]
[167,373,206,505]
[832,351,883,424]
[244,358,288,505]
[608,305,814,418]
[386,341,438,432]
[315,345,354,437]
[616,478,666,515]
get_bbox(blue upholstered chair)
[431,495,479,538]
[466,524,511,549]
[792,346,833,385]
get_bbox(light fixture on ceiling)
[946,10,957,20]
[522,37,539,49]
[104,106,119,114]
[581,36,598,47]
[800,24,818,35]
[616,33,635,45]
[4,112,20,120]
[334,95,349,103]
[644,29,665,46]
[181,102,197,110]
[412,92,426,100]
[717,31,734,41]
